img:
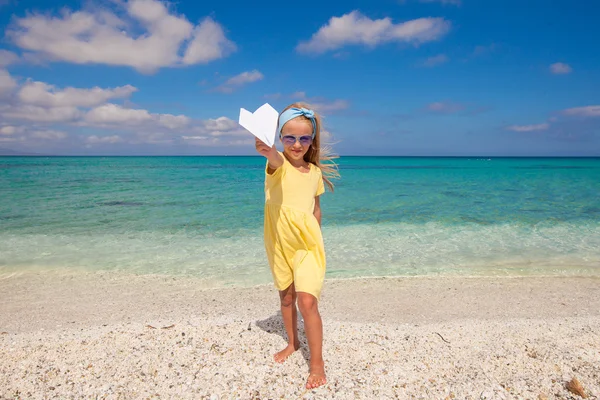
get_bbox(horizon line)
[1,154,599,158]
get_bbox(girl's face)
[280,118,313,162]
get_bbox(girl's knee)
[297,293,318,315]
[279,285,297,308]
[280,293,296,308]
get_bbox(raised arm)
[255,137,283,173]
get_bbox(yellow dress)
[264,153,326,300]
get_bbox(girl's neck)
[284,153,309,169]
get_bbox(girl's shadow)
[255,312,310,365]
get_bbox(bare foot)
[273,342,299,363]
[306,362,326,389]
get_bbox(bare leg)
[297,292,326,389]
[274,283,300,363]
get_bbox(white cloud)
[181,136,219,146]
[296,11,450,54]
[550,62,572,75]
[2,104,82,122]
[419,0,461,5]
[311,99,350,113]
[506,123,550,132]
[422,53,448,67]
[132,132,174,144]
[0,69,17,96]
[181,130,253,147]
[226,70,263,86]
[226,138,254,146]
[30,129,68,140]
[182,135,209,140]
[426,101,464,113]
[1,72,190,131]
[158,114,190,129]
[0,69,249,149]
[7,0,235,73]
[18,81,137,107]
[0,75,192,132]
[0,50,19,67]
[215,70,264,93]
[85,103,153,125]
[86,135,124,144]
[84,103,190,129]
[0,125,66,142]
[561,105,600,117]
[198,116,246,136]
[0,125,18,135]
[182,17,237,65]
[280,92,349,114]
[184,116,253,146]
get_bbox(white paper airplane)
[239,103,278,147]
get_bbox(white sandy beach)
[1,272,599,399]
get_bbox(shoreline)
[1,272,599,398]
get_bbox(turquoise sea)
[1,156,599,287]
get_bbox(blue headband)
[277,107,317,138]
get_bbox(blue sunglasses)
[280,135,314,146]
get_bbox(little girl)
[255,102,338,389]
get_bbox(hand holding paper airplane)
[239,103,279,147]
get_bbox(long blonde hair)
[279,102,340,192]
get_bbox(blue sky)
[0,0,599,156]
